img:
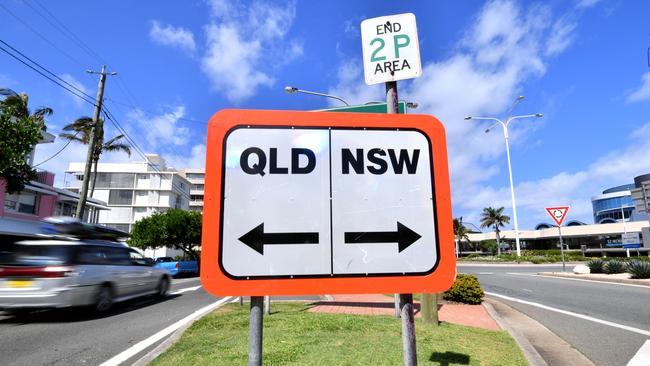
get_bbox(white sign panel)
[361,13,422,85]
[220,127,437,278]
[622,232,640,245]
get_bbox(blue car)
[154,257,199,277]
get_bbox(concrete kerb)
[485,298,595,366]
[483,300,547,366]
[538,272,650,287]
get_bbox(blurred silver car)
[0,240,171,313]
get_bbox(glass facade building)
[591,184,643,223]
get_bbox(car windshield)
[0,244,73,266]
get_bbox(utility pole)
[75,65,115,220]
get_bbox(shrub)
[627,261,650,279]
[588,260,605,274]
[443,274,484,304]
[604,260,626,274]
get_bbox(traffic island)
[149,302,527,365]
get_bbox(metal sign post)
[558,225,566,272]
[249,296,263,366]
[545,206,569,272]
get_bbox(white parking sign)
[361,13,422,85]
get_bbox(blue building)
[591,184,646,224]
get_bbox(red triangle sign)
[545,206,569,226]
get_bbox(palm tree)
[0,89,52,131]
[59,117,131,195]
[453,216,472,257]
[479,206,510,255]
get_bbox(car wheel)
[94,286,113,313]
[156,277,170,298]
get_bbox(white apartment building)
[179,168,205,212]
[65,154,191,233]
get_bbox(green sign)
[316,102,406,114]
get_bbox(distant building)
[179,168,204,212]
[65,154,190,233]
[591,184,644,224]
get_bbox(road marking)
[627,340,650,366]
[170,285,202,295]
[99,296,234,366]
[507,272,650,289]
[485,291,650,337]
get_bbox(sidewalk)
[308,294,500,331]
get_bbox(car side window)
[77,246,106,265]
[129,249,148,266]
[102,247,130,266]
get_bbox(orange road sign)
[200,109,455,296]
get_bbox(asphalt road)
[0,277,321,366]
[460,263,650,366]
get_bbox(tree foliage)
[129,209,202,262]
[480,206,510,255]
[0,90,47,194]
[453,216,474,251]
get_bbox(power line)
[0,39,96,102]
[33,131,80,167]
[27,0,107,65]
[102,107,194,202]
[0,42,96,107]
[0,2,87,70]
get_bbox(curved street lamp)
[284,86,350,106]
[465,96,543,257]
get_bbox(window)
[108,190,133,205]
[193,184,204,191]
[94,173,135,188]
[4,191,38,214]
[102,246,130,265]
[129,249,149,266]
[77,246,106,265]
[186,173,204,180]
[105,223,130,232]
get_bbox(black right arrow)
[344,222,421,253]
[239,223,319,255]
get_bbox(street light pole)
[284,86,350,106]
[465,110,543,257]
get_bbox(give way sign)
[545,206,569,226]
[200,109,455,296]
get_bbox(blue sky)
[3,0,650,229]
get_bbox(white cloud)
[461,121,650,227]
[328,0,586,228]
[59,74,90,107]
[627,72,650,103]
[576,0,601,9]
[545,18,577,56]
[200,0,300,102]
[149,20,196,53]
[166,143,206,169]
[127,106,190,149]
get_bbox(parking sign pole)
[249,296,263,366]
[387,80,418,365]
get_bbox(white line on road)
[99,296,234,366]
[627,340,650,366]
[170,285,202,295]
[507,272,650,289]
[485,291,650,337]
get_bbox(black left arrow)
[344,222,421,253]
[238,223,319,255]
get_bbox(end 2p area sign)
[200,110,455,296]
